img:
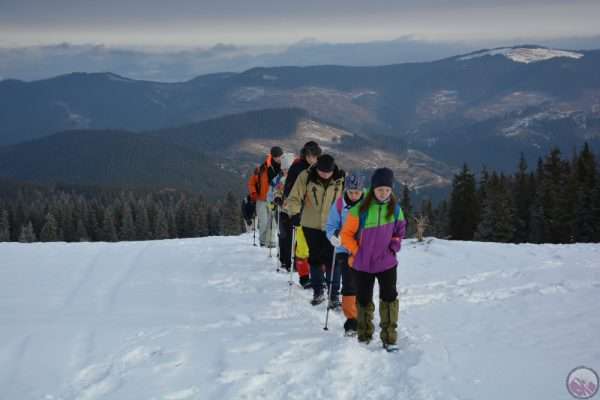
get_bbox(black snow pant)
[302,226,334,295]
[278,212,293,269]
[356,266,398,306]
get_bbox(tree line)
[0,182,243,243]
[408,143,600,243]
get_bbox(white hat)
[281,152,295,170]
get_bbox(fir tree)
[18,221,37,243]
[119,203,136,241]
[513,153,532,243]
[40,212,59,242]
[0,209,10,242]
[221,191,242,236]
[449,164,479,240]
[102,207,118,242]
[153,208,169,239]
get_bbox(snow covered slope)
[458,47,584,63]
[1,236,599,400]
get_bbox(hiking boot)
[327,296,341,310]
[299,276,312,289]
[343,318,358,336]
[311,291,326,306]
[379,299,399,347]
[357,302,375,343]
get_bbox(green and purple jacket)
[340,199,406,273]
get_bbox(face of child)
[317,170,333,180]
[306,155,318,165]
[374,187,392,202]
[346,189,362,202]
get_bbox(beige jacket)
[286,166,345,230]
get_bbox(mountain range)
[1,45,599,197]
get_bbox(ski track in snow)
[0,235,599,399]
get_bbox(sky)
[1,0,600,47]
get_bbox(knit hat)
[316,154,335,173]
[270,146,283,158]
[371,168,394,189]
[345,173,365,191]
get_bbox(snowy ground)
[1,235,599,400]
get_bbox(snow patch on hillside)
[459,47,584,63]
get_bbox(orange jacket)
[247,155,274,202]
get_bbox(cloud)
[1,35,598,83]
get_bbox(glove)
[290,214,301,227]
[273,197,284,207]
[329,235,341,247]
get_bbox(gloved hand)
[290,214,301,227]
[273,197,284,207]
[329,235,341,247]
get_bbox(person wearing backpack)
[278,141,322,287]
[340,168,407,351]
[325,173,365,336]
[286,154,345,305]
[247,146,283,248]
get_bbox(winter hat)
[270,146,283,158]
[371,167,394,189]
[316,154,335,173]
[345,173,365,191]
[301,141,322,158]
[281,152,295,170]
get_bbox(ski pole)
[276,207,281,261]
[276,206,282,271]
[253,216,257,246]
[268,204,274,258]
[288,227,296,286]
[323,249,337,331]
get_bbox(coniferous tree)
[529,158,545,243]
[102,207,118,242]
[513,154,532,243]
[76,219,89,241]
[134,201,151,240]
[449,164,479,240]
[0,209,10,242]
[119,203,136,241]
[153,208,169,239]
[574,143,597,242]
[221,191,242,236]
[18,221,37,243]
[40,212,59,242]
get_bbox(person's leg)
[303,227,325,299]
[355,270,376,342]
[339,254,357,332]
[255,201,268,246]
[377,266,399,346]
[326,252,342,303]
[265,204,277,248]
[278,213,292,270]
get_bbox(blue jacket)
[326,196,353,254]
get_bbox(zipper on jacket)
[312,187,319,207]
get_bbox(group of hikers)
[243,141,407,352]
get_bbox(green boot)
[357,302,375,343]
[379,299,399,345]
